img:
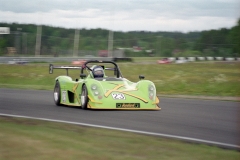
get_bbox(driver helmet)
[92,66,104,78]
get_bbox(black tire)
[53,81,61,106]
[81,85,89,110]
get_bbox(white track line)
[0,113,239,150]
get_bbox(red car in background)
[72,55,96,66]
[157,58,171,64]
[72,59,86,66]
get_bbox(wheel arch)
[137,80,156,89]
[55,76,73,82]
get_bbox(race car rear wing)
[49,60,123,78]
[49,64,82,76]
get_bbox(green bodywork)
[51,61,160,110]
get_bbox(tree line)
[0,19,239,57]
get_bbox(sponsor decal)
[116,103,140,108]
[62,91,67,102]
[112,93,125,100]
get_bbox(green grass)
[0,62,240,96]
[0,61,240,159]
[0,116,239,160]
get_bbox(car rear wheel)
[54,81,61,106]
[81,85,89,110]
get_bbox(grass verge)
[0,116,239,160]
[0,62,240,96]
[0,61,240,159]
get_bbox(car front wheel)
[81,85,89,110]
[53,81,61,106]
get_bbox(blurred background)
[0,0,239,59]
[0,21,239,58]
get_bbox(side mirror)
[139,75,145,80]
[80,74,86,79]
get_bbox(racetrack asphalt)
[0,88,239,149]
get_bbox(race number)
[112,93,125,100]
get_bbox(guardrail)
[168,57,240,62]
[0,57,113,64]
[0,56,239,64]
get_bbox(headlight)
[91,84,102,99]
[149,85,154,91]
[148,84,155,100]
[94,91,99,96]
[91,84,97,90]
[149,92,154,97]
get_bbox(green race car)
[49,60,160,110]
